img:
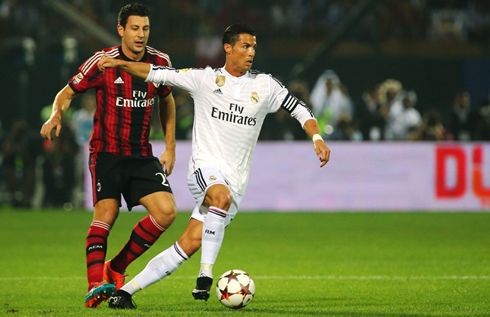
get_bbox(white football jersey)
[147,66,315,195]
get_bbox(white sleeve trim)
[146,64,168,84]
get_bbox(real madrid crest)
[251,92,259,104]
[216,76,226,87]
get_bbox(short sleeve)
[157,81,172,98]
[267,74,315,126]
[68,51,105,93]
[268,75,297,114]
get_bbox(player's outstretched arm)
[303,119,330,167]
[40,85,77,142]
[98,56,151,80]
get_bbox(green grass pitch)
[0,209,489,316]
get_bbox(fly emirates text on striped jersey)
[116,91,155,108]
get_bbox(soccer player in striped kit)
[98,23,331,309]
[40,4,178,308]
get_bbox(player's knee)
[155,205,177,228]
[207,191,232,211]
[149,199,177,229]
[94,200,119,225]
[166,203,177,219]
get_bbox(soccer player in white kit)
[98,24,331,309]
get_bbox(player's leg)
[85,198,119,308]
[103,192,176,290]
[108,192,177,275]
[85,153,123,308]
[200,184,232,275]
[108,218,201,309]
[184,167,240,300]
[188,184,233,301]
[178,217,204,256]
[105,158,176,289]
[108,242,189,309]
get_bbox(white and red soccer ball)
[216,269,255,309]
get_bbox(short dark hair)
[222,24,255,47]
[118,3,150,28]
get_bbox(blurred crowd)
[0,92,95,209]
[260,71,490,141]
[2,0,490,58]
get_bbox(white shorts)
[187,167,243,227]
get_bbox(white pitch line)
[0,275,489,281]
[255,275,490,280]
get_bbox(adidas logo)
[213,88,223,95]
[114,77,125,84]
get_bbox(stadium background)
[0,1,489,315]
[0,0,489,210]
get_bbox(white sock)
[199,263,213,278]
[200,206,227,279]
[121,242,189,295]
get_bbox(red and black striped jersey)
[68,45,172,156]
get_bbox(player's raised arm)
[303,119,331,167]
[98,56,151,80]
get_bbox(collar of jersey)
[221,67,249,80]
[118,46,147,62]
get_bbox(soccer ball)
[216,269,255,309]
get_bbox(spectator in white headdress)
[310,70,353,138]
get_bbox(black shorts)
[89,153,173,210]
